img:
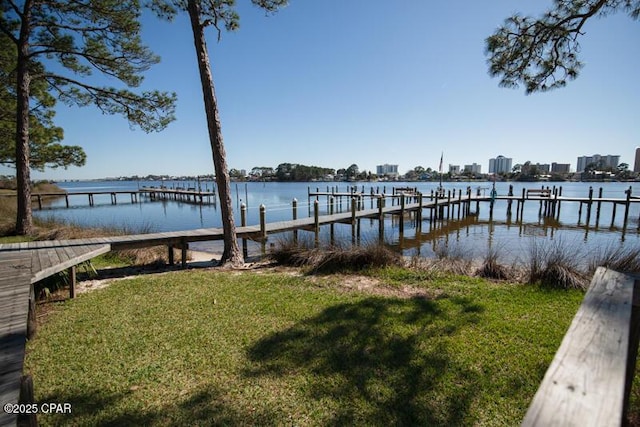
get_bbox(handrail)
[522,267,640,426]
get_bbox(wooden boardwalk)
[0,252,31,427]
[0,244,110,426]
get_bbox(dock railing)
[522,267,640,426]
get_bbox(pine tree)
[150,0,288,267]
[1,1,177,234]
[486,0,639,94]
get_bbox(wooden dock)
[0,187,218,210]
[1,185,640,425]
[17,187,216,210]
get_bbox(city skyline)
[1,0,637,181]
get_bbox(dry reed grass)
[524,239,588,290]
[475,248,511,280]
[587,243,640,274]
[269,237,403,274]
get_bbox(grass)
[25,267,584,426]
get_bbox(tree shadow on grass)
[36,385,278,426]
[245,295,485,425]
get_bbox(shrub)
[475,248,511,280]
[270,239,403,274]
[587,243,640,274]
[524,238,588,290]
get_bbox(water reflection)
[33,180,640,261]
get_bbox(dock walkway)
[0,244,110,426]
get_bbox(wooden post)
[37,195,42,210]
[291,199,298,245]
[447,190,452,219]
[556,186,563,220]
[596,187,603,227]
[586,186,593,226]
[27,284,36,339]
[489,188,494,219]
[19,374,37,427]
[351,197,357,244]
[260,204,267,254]
[168,246,174,265]
[578,202,583,224]
[69,266,76,299]
[538,186,543,216]
[611,202,618,228]
[241,203,248,258]
[399,194,405,235]
[181,239,187,268]
[65,194,69,208]
[314,199,320,247]
[378,195,384,242]
[476,187,481,215]
[507,185,513,216]
[624,186,632,229]
[329,196,335,245]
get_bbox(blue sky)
[10,0,640,180]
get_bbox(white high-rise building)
[488,155,512,174]
[376,164,399,177]
[576,154,620,172]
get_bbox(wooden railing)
[522,267,640,426]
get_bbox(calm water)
[35,180,640,260]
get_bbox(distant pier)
[0,186,218,209]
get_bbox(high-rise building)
[634,148,640,173]
[551,163,571,174]
[376,164,399,177]
[463,163,482,174]
[576,154,620,172]
[449,164,460,175]
[489,155,512,174]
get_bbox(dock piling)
[314,200,320,246]
[241,203,248,258]
[260,204,266,254]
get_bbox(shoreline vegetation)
[4,180,640,424]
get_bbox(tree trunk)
[187,0,243,266]
[15,1,34,235]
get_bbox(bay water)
[34,180,640,263]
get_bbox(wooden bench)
[522,267,640,426]
[526,188,551,198]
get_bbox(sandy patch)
[74,252,436,300]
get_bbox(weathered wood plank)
[31,244,110,284]
[522,267,635,427]
[0,253,32,427]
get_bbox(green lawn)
[25,268,584,426]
